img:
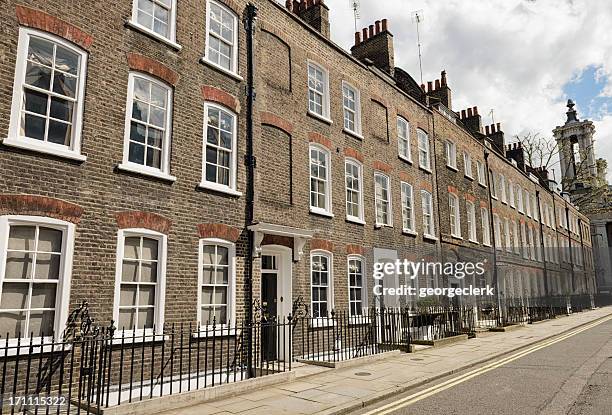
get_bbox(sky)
[316,0,612,181]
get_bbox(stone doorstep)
[95,370,295,415]
[411,334,469,348]
[296,350,402,369]
[315,309,612,415]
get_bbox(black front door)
[261,270,278,361]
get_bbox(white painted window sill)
[374,223,393,229]
[198,181,242,197]
[483,243,492,247]
[2,137,86,161]
[423,234,438,242]
[310,318,336,328]
[402,229,418,237]
[465,175,474,181]
[310,207,334,218]
[126,20,182,50]
[451,234,463,240]
[307,111,333,125]
[0,337,70,357]
[419,165,432,174]
[192,328,238,338]
[469,239,479,245]
[111,332,169,345]
[478,182,487,188]
[343,128,363,140]
[346,216,365,225]
[399,155,413,164]
[117,163,177,182]
[447,164,458,172]
[491,196,498,201]
[200,58,243,82]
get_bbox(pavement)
[157,307,612,415]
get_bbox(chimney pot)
[473,106,478,115]
[496,122,501,131]
[375,20,381,34]
[485,125,490,135]
[306,0,313,7]
[362,27,368,40]
[427,81,433,92]
[369,24,374,37]
[467,108,473,117]
[354,31,360,45]
[461,109,467,119]
[435,79,440,90]
[299,0,306,11]
[285,0,292,11]
[421,83,426,91]
[382,18,388,31]
[491,124,497,133]
[441,70,447,86]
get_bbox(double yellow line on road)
[362,314,612,415]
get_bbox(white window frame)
[113,228,167,337]
[516,185,524,213]
[310,250,333,321]
[397,116,412,162]
[417,129,431,170]
[401,182,415,234]
[466,201,477,243]
[481,208,491,246]
[493,214,502,250]
[463,151,473,178]
[374,172,392,227]
[7,28,88,161]
[528,227,536,260]
[119,72,175,181]
[197,238,236,329]
[342,81,362,136]
[490,171,497,199]
[204,0,239,76]
[421,190,435,238]
[513,220,520,254]
[445,140,457,170]
[525,190,531,217]
[476,160,486,186]
[521,222,528,259]
[449,193,461,238]
[307,61,331,122]
[310,144,333,217]
[345,158,364,223]
[500,174,507,203]
[129,0,179,48]
[504,218,512,252]
[200,102,241,196]
[509,180,515,208]
[0,216,75,343]
[347,255,367,317]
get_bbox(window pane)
[129,142,145,165]
[0,282,29,310]
[140,262,158,283]
[146,148,162,168]
[30,283,57,309]
[49,97,73,122]
[47,121,72,146]
[29,310,55,336]
[124,237,140,259]
[201,307,213,324]
[0,311,27,337]
[121,260,138,282]
[120,285,137,306]
[217,246,228,265]
[23,114,46,141]
[202,245,215,265]
[137,10,154,29]
[138,309,154,329]
[5,252,33,279]
[202,266,214,284]
[34,253,61,279]
[27,37,53,66]
[24,90,48,115]
[216,268,228,284]
[202,287,214,304]
[118,309,135,330]
[53,73,77,98]
[54,45,79,76]
[149,106,165,128]
[139,285,156,306]
[214,287,227,304]
[25,62,51,90]
[8,226,36,250]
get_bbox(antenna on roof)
[411,10,425,85]
[350,0,360,33]
[489,109,496,126]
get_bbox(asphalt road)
[359,319,612,415]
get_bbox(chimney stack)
[286,0,330,39]
[506,141,526,171]
[459,105,482,135]
[424,70,452,109]
[351,18,395,76]
[485,123,505,155]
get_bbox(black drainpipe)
[243,2,257,379]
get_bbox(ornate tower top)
[566,99,579,124]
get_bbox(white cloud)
[321,0,612,179]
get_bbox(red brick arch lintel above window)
[202,86,241,113]
[197,223,241,243]
[260,112,293,135]
[346,244,365,256]
[308,132,332,150]
[16,5,94,50]
[447,186,458,194]
[373,161,392,174]
[0,194,83,224]
[311,238,334,252]
[344,147,364,163]
[127,53,179,86]
[115,211,172,234]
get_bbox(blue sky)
[316,0,612,181]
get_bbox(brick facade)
[0,0,596,338]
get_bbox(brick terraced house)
[0,0,598,407]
